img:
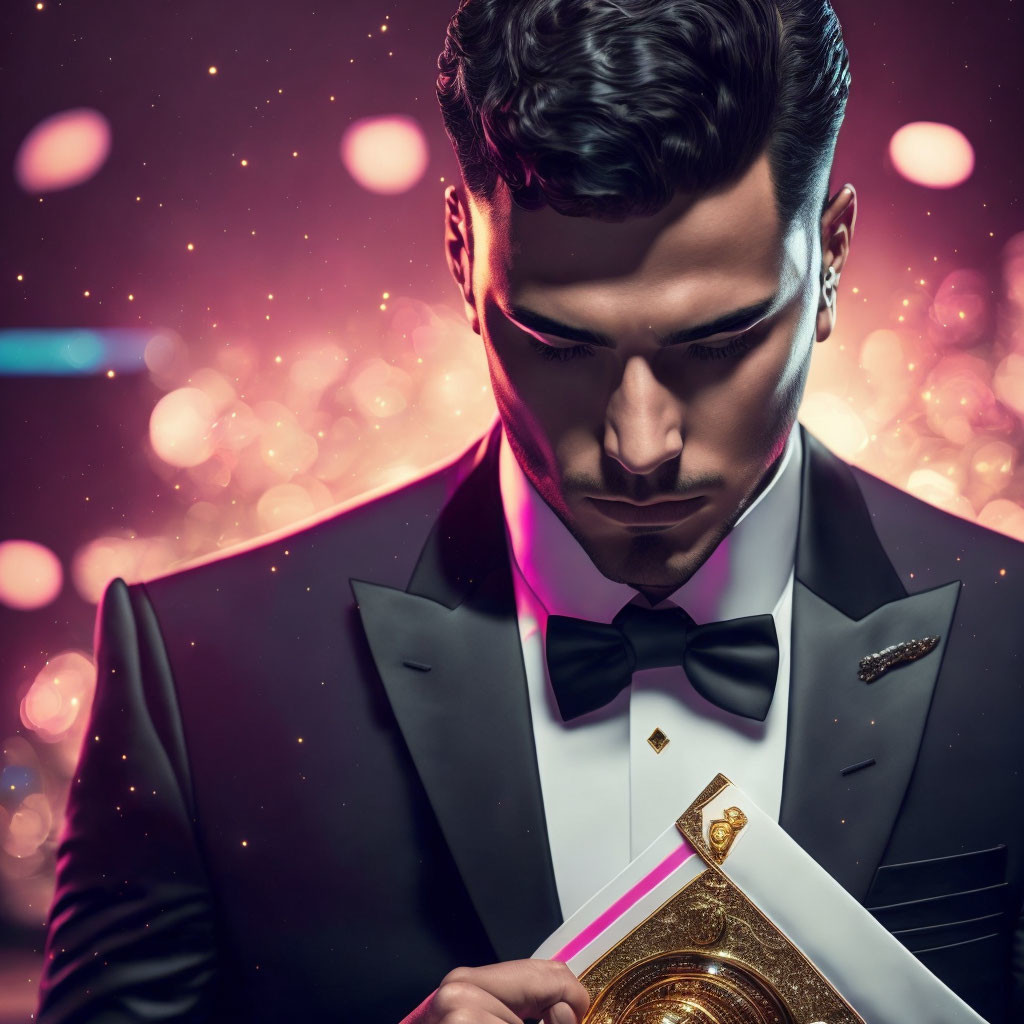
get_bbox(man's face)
[447,151,848,600]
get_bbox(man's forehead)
[476,152,795,294]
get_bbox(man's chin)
[570,514,734,594]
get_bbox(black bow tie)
[544,600,779,723]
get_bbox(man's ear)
[815,182,856,344]
[444,185,480,335]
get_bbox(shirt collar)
[499,425,802,625]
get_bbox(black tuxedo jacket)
[37,420,1024,1023]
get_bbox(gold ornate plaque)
[576,775,865,1024]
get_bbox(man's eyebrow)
[503,294,780,347]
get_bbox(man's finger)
[443,960,589,1023]
[542,1000,580,1024]
[429,979,523,1024]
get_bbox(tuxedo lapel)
[781,427,961,900]
[350,421,562,962]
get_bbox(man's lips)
[586,495,708,525]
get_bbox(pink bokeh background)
[0,0,1021,1015]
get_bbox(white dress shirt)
[498,426,803,919]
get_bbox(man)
[37,1,1024,1022]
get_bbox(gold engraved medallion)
[585,950,791,1024]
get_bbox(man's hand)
[404,958,591,1024]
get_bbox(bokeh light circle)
[3,793,53,860]
[978,499,1024,542]
[149,387,217,468]
[0,540,63,610]
[14,107,112,193]
[798,392,869,460]
[256,483,317,532]
[340,115,429,195]
[20,650,95,741]
[71,535,177,604]
[889,122,975,189]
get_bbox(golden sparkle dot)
[121,754,127,760]
[36,1,44,7]
[106,369,115,378]
[128,293,135,301]
[380,23,387,30]
[379,303,387,311]
[297,737,303,743]
[241,840,248,847]
[135,195,141,201]
[382,291,390,299]
[83,290,90,297]
[902,298,909,307]
[1000,568,1007,576]
[274,355,282,363]
[330,95,335,101]
[16,274,23,281]
[208,66,218,75]
[958,310,966,319]
[267,293,274,300]
[240,158,248,167]
[292,151,298,158]
[129,786,135,792]
[271,566,277,572]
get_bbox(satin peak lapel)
[781,428,961,901]
[350,422,561,962]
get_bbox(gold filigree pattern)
[857,635,940,682]
[578,869,864,1024]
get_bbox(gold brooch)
[858,635,940,683]
[708,805,747,864]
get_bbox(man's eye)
[527,337,596,362]
[686,327,760,361]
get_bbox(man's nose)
[603,354,683,476]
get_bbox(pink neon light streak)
[552,838,696,963]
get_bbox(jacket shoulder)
[849,461,1024,590]
[138,426,494,612]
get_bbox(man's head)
[436,0,854,603]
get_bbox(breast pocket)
[863,844,1009,954]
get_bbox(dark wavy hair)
[436,0,851,225]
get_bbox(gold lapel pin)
[858,635,940,682]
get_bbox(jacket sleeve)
[36,577,220,1022]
